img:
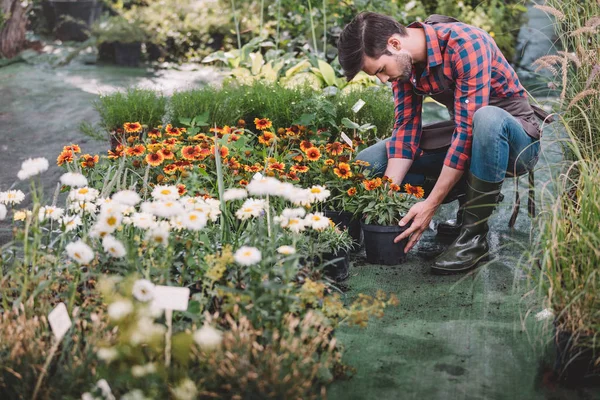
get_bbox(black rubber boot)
[431,173,504,274]
[437,192,504,237]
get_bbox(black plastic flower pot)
[324,210,362,251]
[114,42,142,67]
[361,221,411,265]
[47,0,103,42]
[321,249,350,282]
[554,327,600,385]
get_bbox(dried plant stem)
[32,338,60,400]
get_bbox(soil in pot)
[46,0,103,42]
[321,249,350,282]
[114,42,142,67]
[554,328,600,386]
[324,210,362,251]
[361,221,411,266]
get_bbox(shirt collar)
[407,21,443,75]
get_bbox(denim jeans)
[356,106,541,187]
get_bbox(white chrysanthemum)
[275,215,306,233]
[281,207,306,219]
[235,198,266,220]
[97,347,118,362]
[107,299,133,321]
[223,188,248,201]
[290,188,313,206]
[17,157,49,180]
[246,176,282,196]
[305,212,331,231]
[0,204,6,221]
[277,245,296,255]
[535,308,554,321]
[112,190,141,206]
[102,235,126,258]
[180,196,199,210]
[170,216,185,231]
[131,363,156,378]
[96,198,112,207]
[61,214,82,232]
[181,210,207,231]
[13,210,31,222]
[204,198,221,221]
[130,317,167,345]
[141,200,184,219]
[89,222,115,238]
[171,378,198,400]
[38,205,64,222]
[131,212,155,229]
[273,181,296,197]
[66,240,95,265]
[0,190,25,205]
[146,225,170,247]
[68,187,99,203]
[234,246,262,266]
[307,185,331,202]
[193,324,223,351]
[69,201,97,215]
[132,279,155,302]
[98,205,124,230]
[152,185,180,201]
[60,172,88,188]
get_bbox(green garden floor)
[1,44,599,400]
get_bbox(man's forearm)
[426,166,464,206]
[384,158,414,185]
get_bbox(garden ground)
[1,5,599,399]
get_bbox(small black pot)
[114,42,142,67]
[361,221,411,265]
[554,327,600,385]
[45,0,103,42]
[324,210,362,250]
[321,249,350,282]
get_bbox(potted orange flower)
[351,177,424,265]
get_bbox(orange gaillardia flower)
[254,117,272,131]
[300,140,313,152]
[210,145,229,159]
[165,124,183,137]
[57,150,74,166]
[181,145,201,161]
[404,183,425,199]
[63,144,81,153]
[147,128,161,138]
[268,161,286,173]
[290,165,309,173]
[390,183,401,192]
[146,152,165,167]
[333,162,353,179]
[239,179,249,186]
[287,171,300,181]
[244,164,263,173]
[292,154,304,162]
[159,148,175,160]
[80,154,99,168]
[347,187,357,196]
[353,160,371,167]
[163,164,178,175]
[326,142,344,156]
[125,144,146,157]
[124,122,142,133]
[177,184,187,196]
[108,145,125,159]
[258,131,277,146]
[324,159,335,166]
[305,147,322,162]
[363,178,383,191]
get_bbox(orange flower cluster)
[404,183,425,199]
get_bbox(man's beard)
[393,51,413,83]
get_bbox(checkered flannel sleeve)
[386,80,423,160]
[445,41,492,170]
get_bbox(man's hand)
[394,199,439,253]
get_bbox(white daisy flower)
[89,222,115,238]
[131,212,155,229]
[246,176,282,196]
[112,190,141,206]
[61,214,82,232]
[235,198,266,220]
[535,308,554,321]
[107,299,133,321]
[102,235,126,258]
[290,188,313,206]
[98,205,124,230]
[277,245,296,255]
[305,212,331,231]
[204,198,222,221]
[307,185,331,203]
[146,225,170,247]
[193,324,223,350]
[132,279,155,302]
[130,317,166,345]
[223,188,248,201]
[68,187,99,203]
[69,201,97,215]
[38,205,64,222]
[17,157,49,180]
[284,217,306,233]
[0,204,6,221]
[181,210,207,231]
[233,246,261,266]
[151,185,180,201]
[96,197,113,207]
[171,378,197,400]
[281,207,306,219]
[66,240,95,265]
[141,200,184,219]
[60,172,88,188]
[0,190,25,205]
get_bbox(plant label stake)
[33,303,72,400]
[151,286,190,367]
[340,132,353,160]
[351,99,365,114]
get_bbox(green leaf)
[193,111,210,127]
[285,59,311,77]
[318,59,337,87]
[250,52,264,75]
[294,113,316,126]
[341,117,360,129]
[179,117,192,126]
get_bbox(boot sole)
[430,253,491,275]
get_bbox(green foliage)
[92,15,147,44]
[95,88,166,131]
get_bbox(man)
[337,12,545,274]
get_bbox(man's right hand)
[383,158,414,185]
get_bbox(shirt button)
[465,99,470,103]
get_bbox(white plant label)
[340,132,353,147]
[352,99,366,113]
[152,286,190,311]
[48,302,72,340]
[253,172,264,181]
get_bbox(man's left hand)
[394,199,439,253]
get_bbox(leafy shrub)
[95,88,166,131]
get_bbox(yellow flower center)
[74,252,81,259]
[243,251,252,257]
[310,188,321,193]
[189,214,197,221]
[78,188,89,195]
[107,216,117,226]
[161,189,171,195]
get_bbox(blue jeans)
[356,106,540,187]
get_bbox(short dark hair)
[337,12,408,81]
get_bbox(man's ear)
[387,35,402,52]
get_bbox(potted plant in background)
[43,0,104,42]
[92,14,147,67]
[353,177,423,265]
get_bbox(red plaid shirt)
[386,21,528,170]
